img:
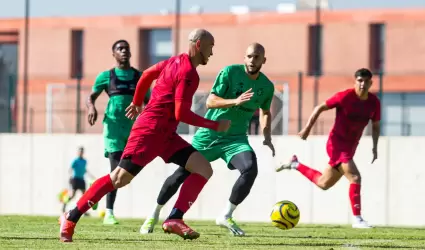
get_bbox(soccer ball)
[270,200,300,230]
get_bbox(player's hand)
[87,106,98,126]
[216,120,231,132]
[371,147,378,164]
[234,88,254,106]
[263,138,275,157]
[298,127,311,140]
[125,102,142,120]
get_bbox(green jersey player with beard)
[140,43,275,236]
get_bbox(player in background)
[86,40,150,225]
[276,68,380,229]
[62,146,96,213]
[59,28,231,242]
[140,43,275,236]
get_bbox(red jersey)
[326,89,381,144]
[133,53,219,134]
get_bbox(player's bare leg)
[276,155,342,190]
[59,166,135,242]
[340,160,373,229]
[162,151,212,240]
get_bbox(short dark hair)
[354,68,373,79]
[112,40,129,51]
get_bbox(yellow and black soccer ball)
[270,200,300,230]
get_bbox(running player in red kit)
[276,68,380,229]
[59,28,231,242]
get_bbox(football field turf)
[0,216,424,249]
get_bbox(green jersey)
[92,67,151,157]
[195,64,274,140]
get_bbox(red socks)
[76,175,115,213]
[296,163,322,185]
[349,183,361,216]
[173,173,208,213]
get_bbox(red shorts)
[326,137,358,167]
[122,122,191,168]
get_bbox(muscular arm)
[133,59,169,106]
[205,67,232,109]
[206,94,237,109]
[260,109,272,140]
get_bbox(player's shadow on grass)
[0,236,174,243]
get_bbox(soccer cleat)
[140,217,158,234]
[162,219,200,240]
[276,155,299,172]
[103,214,119,225]
[59,213,76,242]
[352,217,374,229]
[216,217,245,236]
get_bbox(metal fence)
[5,71,425,135]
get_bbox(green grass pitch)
[0,216,424,249]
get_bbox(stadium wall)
[0,134,423,227]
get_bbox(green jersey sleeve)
[92,71,109,93]
[261,84,275,111]
[210,67,231,97]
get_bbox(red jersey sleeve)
[325,91,344,109]
[372,98,381,122]
[174,73,220,130]
[133,59,169,106]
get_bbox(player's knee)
[243,161,258,180]
[109,167,133,188]
[185,151,213,179]
[317,179,333,190]
[349,174,361,184]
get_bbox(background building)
[1,1,425,135]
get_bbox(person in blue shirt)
[63,147,95,213]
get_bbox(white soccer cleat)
[216,217,245,236]
[140,217,158,234]
[276,155,299,172]
[352,217,374,229]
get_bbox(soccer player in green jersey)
[86,40,150,225]
[140,43,275,236]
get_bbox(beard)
[245,64,262,75]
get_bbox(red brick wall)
[1,10,425,133]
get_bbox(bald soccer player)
[59,28,231,242]
[140,43,275,236]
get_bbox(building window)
[307,24,322,76]
[70,30,84,78]
[139,28,172,69]
[369,23,385,74]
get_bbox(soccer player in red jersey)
[59,28,231,242]
[276,68,380,229]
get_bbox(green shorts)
[192,136,253,168]
[102,119,133,157]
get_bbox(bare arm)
[87,91,101,109]
[260,109,272,141]
[372,121,380,149]
[304,103,331,131]
[206,88,254,109]
[206,94,237,109]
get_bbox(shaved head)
[246,43,265,56]
[188,28,214,44]
[244,43,266,75]
[187,28,215,66]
